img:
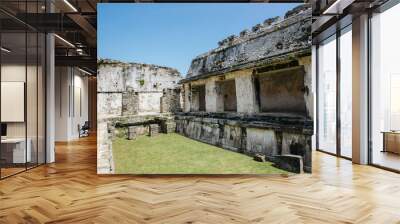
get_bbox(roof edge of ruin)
[97,58,181,76]
[191,5,311,61]
[181,48,311,83]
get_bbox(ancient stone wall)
[122,88,139,116]
[97,59,182,173]
[175,112,312,172]
[185,5,311,79]
[97,59,182,118]
[178,5,313,173]
[258,66,307,114]
[97,5,313,174]
[160,88,182,113]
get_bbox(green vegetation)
[112,133,289,174]
[139,79,145,86]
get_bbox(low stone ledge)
[273,154,303,174]
[160,120,176,134]
[175,112,313,135]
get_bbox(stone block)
[274,154,303,173]
[160,88,181,113]
[246,128,277,156]
[149,124,160,137]
[160,120,176,134]
[253,154,266,162]
[122,89,139,116]
[128,126,138,140]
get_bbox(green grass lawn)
[112,133,289,174]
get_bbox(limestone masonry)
[97,60,182,173]
[97,4,313,174]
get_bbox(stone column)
[299,56,313,120]
[183,83,191,112]
[235,72,259,113]
[205,79,223,112]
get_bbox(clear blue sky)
[98,3,300,75]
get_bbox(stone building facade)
[176,5,313,172]
[97,5,313,174]
[97,60,182,173]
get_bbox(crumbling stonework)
[186,5,311,80]
[149,124,160,137]
[178,5,313,173]
[97,60,182,173]
[97,5,313,174]
[160,88,181,113]
[122,87,139,116]
[160,118,177,134]
[98,59,181,117]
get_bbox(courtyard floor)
[112,133,289,174]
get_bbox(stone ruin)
[97,59,182,173]
[177,4,312,173]
[97,4,313,174]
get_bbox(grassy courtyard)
[112,133,289,174]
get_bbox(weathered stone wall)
[160,88,182,113]
[299,56,313,120]
[221,80,237,111]
[175,112,312,172]
[176,5,313,173]
[97,5,313,174]
[97,59,182,118]
[258,66,307,114]
[97,59,182,174]
[246,128,278,156]
[185,5,311,79]
[122,88,139,116]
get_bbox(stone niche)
[191,85,206,112]
[220,79,237,112]
[257,66,307,115]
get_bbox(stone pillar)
[160,119,176,134]
[235,73,259,113]
[183,83,191,112]
[128,126,137,140]
[299,56,313,120]
[191,90,200,111]
[122,87,139,116]
[149,124,160,137]
[205,79,223,112]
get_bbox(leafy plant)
[139,79,145,86]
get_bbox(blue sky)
[98,3,300,75]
